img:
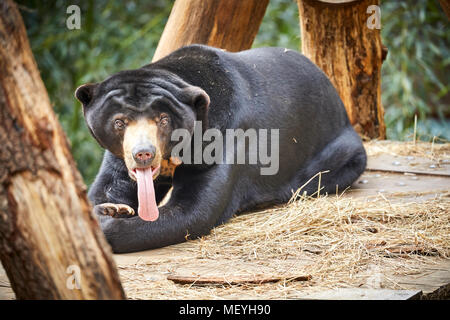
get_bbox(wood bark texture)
[152,0,269,61]
[0,0,125,300]
[297,0,386,139]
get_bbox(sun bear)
[75,45,366,253]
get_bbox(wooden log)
[297,0,386,139]
[0,0,125,300]
[152,0,269,62]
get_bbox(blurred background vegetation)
[17,0,449,186]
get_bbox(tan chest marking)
[159,157,182,177]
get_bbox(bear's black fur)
[75,45,366,253]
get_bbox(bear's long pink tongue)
[136,167,159,221]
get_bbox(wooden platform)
[1,141,449,300]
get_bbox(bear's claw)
[95,203,135,218]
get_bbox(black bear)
[75,44,366,253]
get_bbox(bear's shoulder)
[154,44,226,67]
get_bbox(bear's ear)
[183,86,210,131]
[75,83,97,108]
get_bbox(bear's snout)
[132,145,156,167]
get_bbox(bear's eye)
[114,119,126,130]
[159,113,170,127]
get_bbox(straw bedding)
[118,141,450,299]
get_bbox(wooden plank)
[300,288,422,300]
[114,241,195,266]
[348,171,450,198]
[392,260,450,299]
[366,154,450,177]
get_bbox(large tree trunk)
[297,0,386,139]
[152,0,269,62]
[0,0,125,299]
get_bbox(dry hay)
[364,139,450,162]
[118,141,450,299]
[119,191,450,299]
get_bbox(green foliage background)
[17,0,449,186]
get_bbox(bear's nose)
[132,145,156,166]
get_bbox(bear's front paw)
[94,203,135,218]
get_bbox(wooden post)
[297,0,386,139]
[0,0,125,299]
[152,0,269,62]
